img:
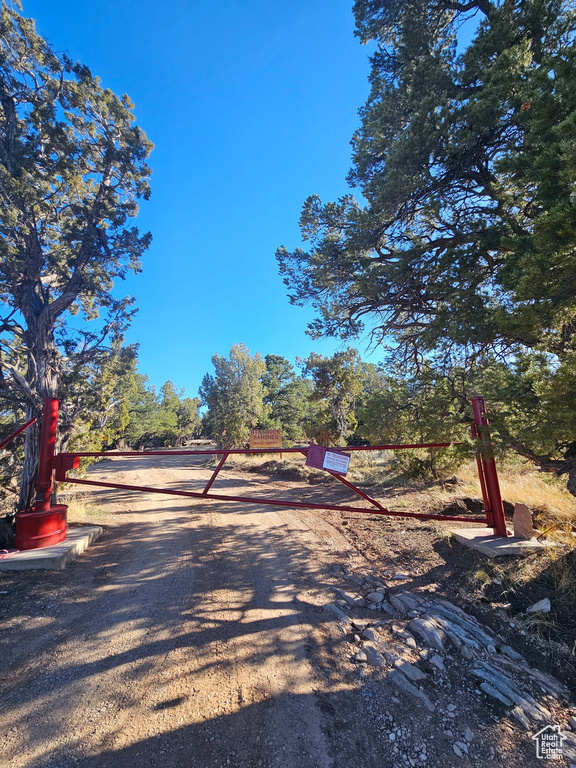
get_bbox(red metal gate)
[11,395,508,550]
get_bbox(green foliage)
[277,0,576,358]
[302,347,363,444]
[276,0,576,489]
[355,361,472,478]
[0,2,152,505]
[260,355,313,443]
[199,344,267,448]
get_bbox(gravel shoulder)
[0,453,574,767]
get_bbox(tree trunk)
[18,324,59,511]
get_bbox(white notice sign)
[323,450,350,475]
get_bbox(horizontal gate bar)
[56,441,458,459]
[62,476,487,525]
[0,416,37,451]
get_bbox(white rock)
[354,650,367,663]
[351,618,370,631]
[367,591,385,604]
[453,742,468,757]
[510,705,531,730]
[387,670,435,712]
[394,659,427,682]
[429,654,445,672]
[340,590,365,608]
[409,617,447,653]
[362,627,381,643]
[464,727,474,742]
[364,644,386,667]
[526,597,551,613]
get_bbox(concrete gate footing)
[0,525,102,571]
[449,527,555,557]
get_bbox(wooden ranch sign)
[305,443,351,476]
[249,429,282,450]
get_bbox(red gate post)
[15,397,68,550]
[471,422,492,528]
[35,397,59,511]
[471,396,508,537]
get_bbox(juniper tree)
[277,0,576,486]
[0,2,152,507]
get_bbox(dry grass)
[63,492,108,524]
[457,459,576,530]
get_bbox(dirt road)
[0,454,571,767]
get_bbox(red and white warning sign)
[305,443,350,476]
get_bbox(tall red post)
[471,422,492,528]
[15,397,67,550]
[471,396,508,537]
[35,397,59,511]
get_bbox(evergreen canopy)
[277,0,576,363]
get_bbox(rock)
[510,705,531,730]
[479,682,513,706]
[499,645,527,664]
[390,595,410,614]
[354,650,368,663]
[362,627,381,643]
[463,727,474,742]
[513,503,534,540]
[569,716,576,730]
[348,573,365,586]
[324,603,351,625]
[429,655,445,672]
[453,742,468,757]
[429,604,495,649]
[367,591,385,604]
[473,662,550,720]
[396,592,422,610]
[394,659,427,682]
[364,644,386,667]
[388,670,435,712]
[409,617,447,653]
[526,597,551,614]
[384,648,402,664]
[524,666,569,697]
[463,497,484,514]
[392,573,411,580]
[339,590,366,609]
[351,618,370,631]
[380,601,399,617]
[460,646,477,661]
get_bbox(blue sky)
[22,0,380,397]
